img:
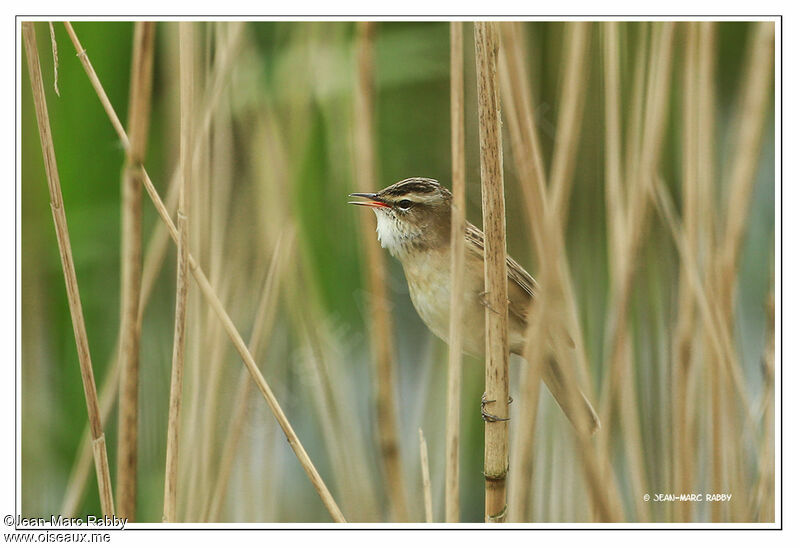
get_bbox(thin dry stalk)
[444,20,465,524]
[22,21,115,517]
[474,21,510,523]
[602,22,626,269]
[498,23,547,522]
[205,232,291,521]
[598,22,675,467]
[672,21,700,522]
[716,22,774,314]
[61,152,180,518]
[63,22,346,523]
[354,21,409,522]
[60,340,120,517]
[710,20,774,521]
[753,291,774,522]
[599,21,652,523]
[163,21,194,523]
[116,21,155,521]
[548,22,591,228]
[418,429,433,523]
[499,22,621,522]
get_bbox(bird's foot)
[478,291,510,315]
[481,392,512,422]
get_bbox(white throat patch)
[374,210,401,255]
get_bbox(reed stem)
[116,21,155,521]
[62,21,346,524]
[445,20,466,524]
[22,21,115,517]
[418,429,433,523]
[354,20,409,522]
[163,21,194,523]
[474,21,510,523]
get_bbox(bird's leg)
[481,392,513,422]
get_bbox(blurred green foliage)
[21,20,774,523]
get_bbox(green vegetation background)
[21,21,774,522]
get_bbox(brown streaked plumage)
[350,177,599,434]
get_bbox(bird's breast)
[401,250,487,356]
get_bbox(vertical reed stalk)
[418,429,433,523]
[163,21,194,523]
[116,21,155,521]
[61,177,180,518]
[22,21,115,517]
[205,232,291,521]
[474,21,510,523]
[498,23,547,522]
[354,21,409,522]
[600,21,651,523]
[548,22,590,229]
[499,21,622,522]
[754,290,774,522]
[672,21,700,522]
[599,22,675,465]
[445,20,465,524]
[709,20,774,522]
[63,22,346,524]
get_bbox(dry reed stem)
[163,21,194,523]
[599,22,675,464]
[602,22,626,271]
[709,21,774,521]
[499,22,621,522]
[418,429,433,523]
[22,21,115,517]
[753,290,774,522]
[548,22,590,228]
[59,21,241,517]
[599,21,651,523]
[498,23,547,522]
[116,21,155,521]
[63,22,346,523]
[61,134,181,518]
[354,21,409,522]
[474,21,510,523]
[672,22,700,522]
[60,348,120,516]
[205,231,292,521]
[48,22,59,96]
[445,20,465,524]
[716,22,774,314]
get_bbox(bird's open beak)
[348,192,389,209]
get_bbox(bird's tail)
[542,356,601,436]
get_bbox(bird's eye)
[397,199,413,210]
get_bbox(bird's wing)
[464,222,537,323]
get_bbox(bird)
[349,176,599,434]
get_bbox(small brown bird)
[350,177,599,434]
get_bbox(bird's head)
[349,177,452,258]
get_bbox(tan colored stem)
[445,20,465,524]
[117,21,155,521]
[205,231,291,521]
[22,21,115,517]
[548,22,591,228]
[499,21,622,522]
[474,21,510,523]
[63,21,346,524]
[163,21,194,523]
[354,21,409,523]
[60,129,180,519]
[419,429,434,523]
